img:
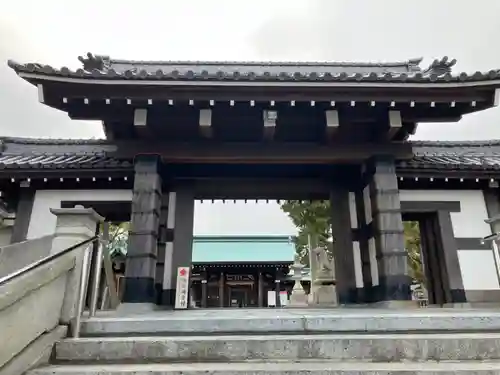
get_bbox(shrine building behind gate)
[2,53,500,307]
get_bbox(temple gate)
[2,54,500,308]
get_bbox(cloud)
[2,0,500,141]
[0,22,103,138]
[2,0,500,140]
[2,0,500,233]
[194,201,297,235]
[250,0,500,140]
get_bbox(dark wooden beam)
[62,101,474,123]
[44,81,492,105]
[111,141,413,164]
[330,187,358,303]
[191,177,333,199]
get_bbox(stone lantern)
[287,256,308,307]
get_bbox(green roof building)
[192,235,295,265]
[189,235,300,308]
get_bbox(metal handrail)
[73,236,120,337]
[0,234,120,338]
[0,236,98,287]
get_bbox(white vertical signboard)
[267,291,276,307]
[279,291,288,307]
[175,266,190,309]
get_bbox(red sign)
[179,268,187,276]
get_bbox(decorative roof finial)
[424,56,457,76]
[78,53,110,72]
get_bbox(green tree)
[280,200,332,266]
[404,220,424,283]
[99,222,130,257]
[280,200,424,284]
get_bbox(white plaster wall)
[27,190,132,239]
[400,190,491,238]
[400,189,499,290]
[457,250,499,290]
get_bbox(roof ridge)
[107,58,425,68]
[75,52,424,68]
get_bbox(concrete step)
[55,333,500,363]
[81,308,500,336]
[28,361,500,375]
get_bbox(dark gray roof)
[8,54,500,84]
[0,137,129,170]
[1,137,500,172]
[402,140,500,171]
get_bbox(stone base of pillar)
[154,283,162,305]
[287,283,308,307]
[372,275,412,302]
[369,300,420,309]
[116,302,159,315]
[309,284,338,307]
[122,277,155,304]
[443,302,472,308]
[358,284,374,304]
[160,289,176,308]
[338,288,362,304]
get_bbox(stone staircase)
[26,308,500,375]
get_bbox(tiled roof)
[1,137,500,172]
[0,137,130,170]
[402,140,500,171]
[8,54,500,84]
[192,235,295,264]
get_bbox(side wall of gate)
[400,189,500,304]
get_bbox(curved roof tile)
[8,53,500,84]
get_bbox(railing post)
[50,206,104,325]
[484,215,500,288]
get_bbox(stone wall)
[0,206,103,375]
[0,251,74,373]
[0,235,54,278]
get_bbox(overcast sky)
[1,0,500,234]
